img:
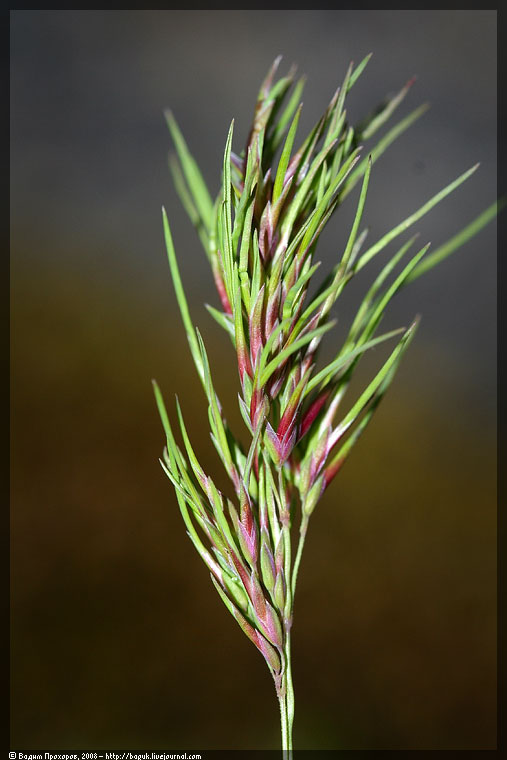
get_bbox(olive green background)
[10,10,496,750]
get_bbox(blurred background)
[10,10,496,751]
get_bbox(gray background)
[11,10,496,751]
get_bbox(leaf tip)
[164,109,176,131]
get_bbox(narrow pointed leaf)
[333,319,419,442]
[205,303,236,341]
[355,163,479,273]
[346,52,373,91]
[360,76,416,140]
[162,208,204,387]
[168,154,210,255]
[270,75,306,152]
[165,110,214,230]
[273,104,302,205]
[260,320,336,387]
[341,103,430,199]
[305,327,405,396]
[345,235,418,347]
[406,198,504,282]
[195,329,236,479]
[358,243,430,344]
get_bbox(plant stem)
[277,467,295,755]
[285,629,295,752]
[278,682,289,755]
[278,511,308,753]
[292,513,309,600]
[277,651,294,757]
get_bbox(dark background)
[10,10,497,751]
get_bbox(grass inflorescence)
[153,55,498,752]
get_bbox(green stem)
[277,510,310,753]
[292,514,309,600]
[277,652,293,757]
[278,682,289,755]
[278,467,295,755]
[285,630,295,752]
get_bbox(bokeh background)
[10,10,497,751]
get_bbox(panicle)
[157,54,489,679]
